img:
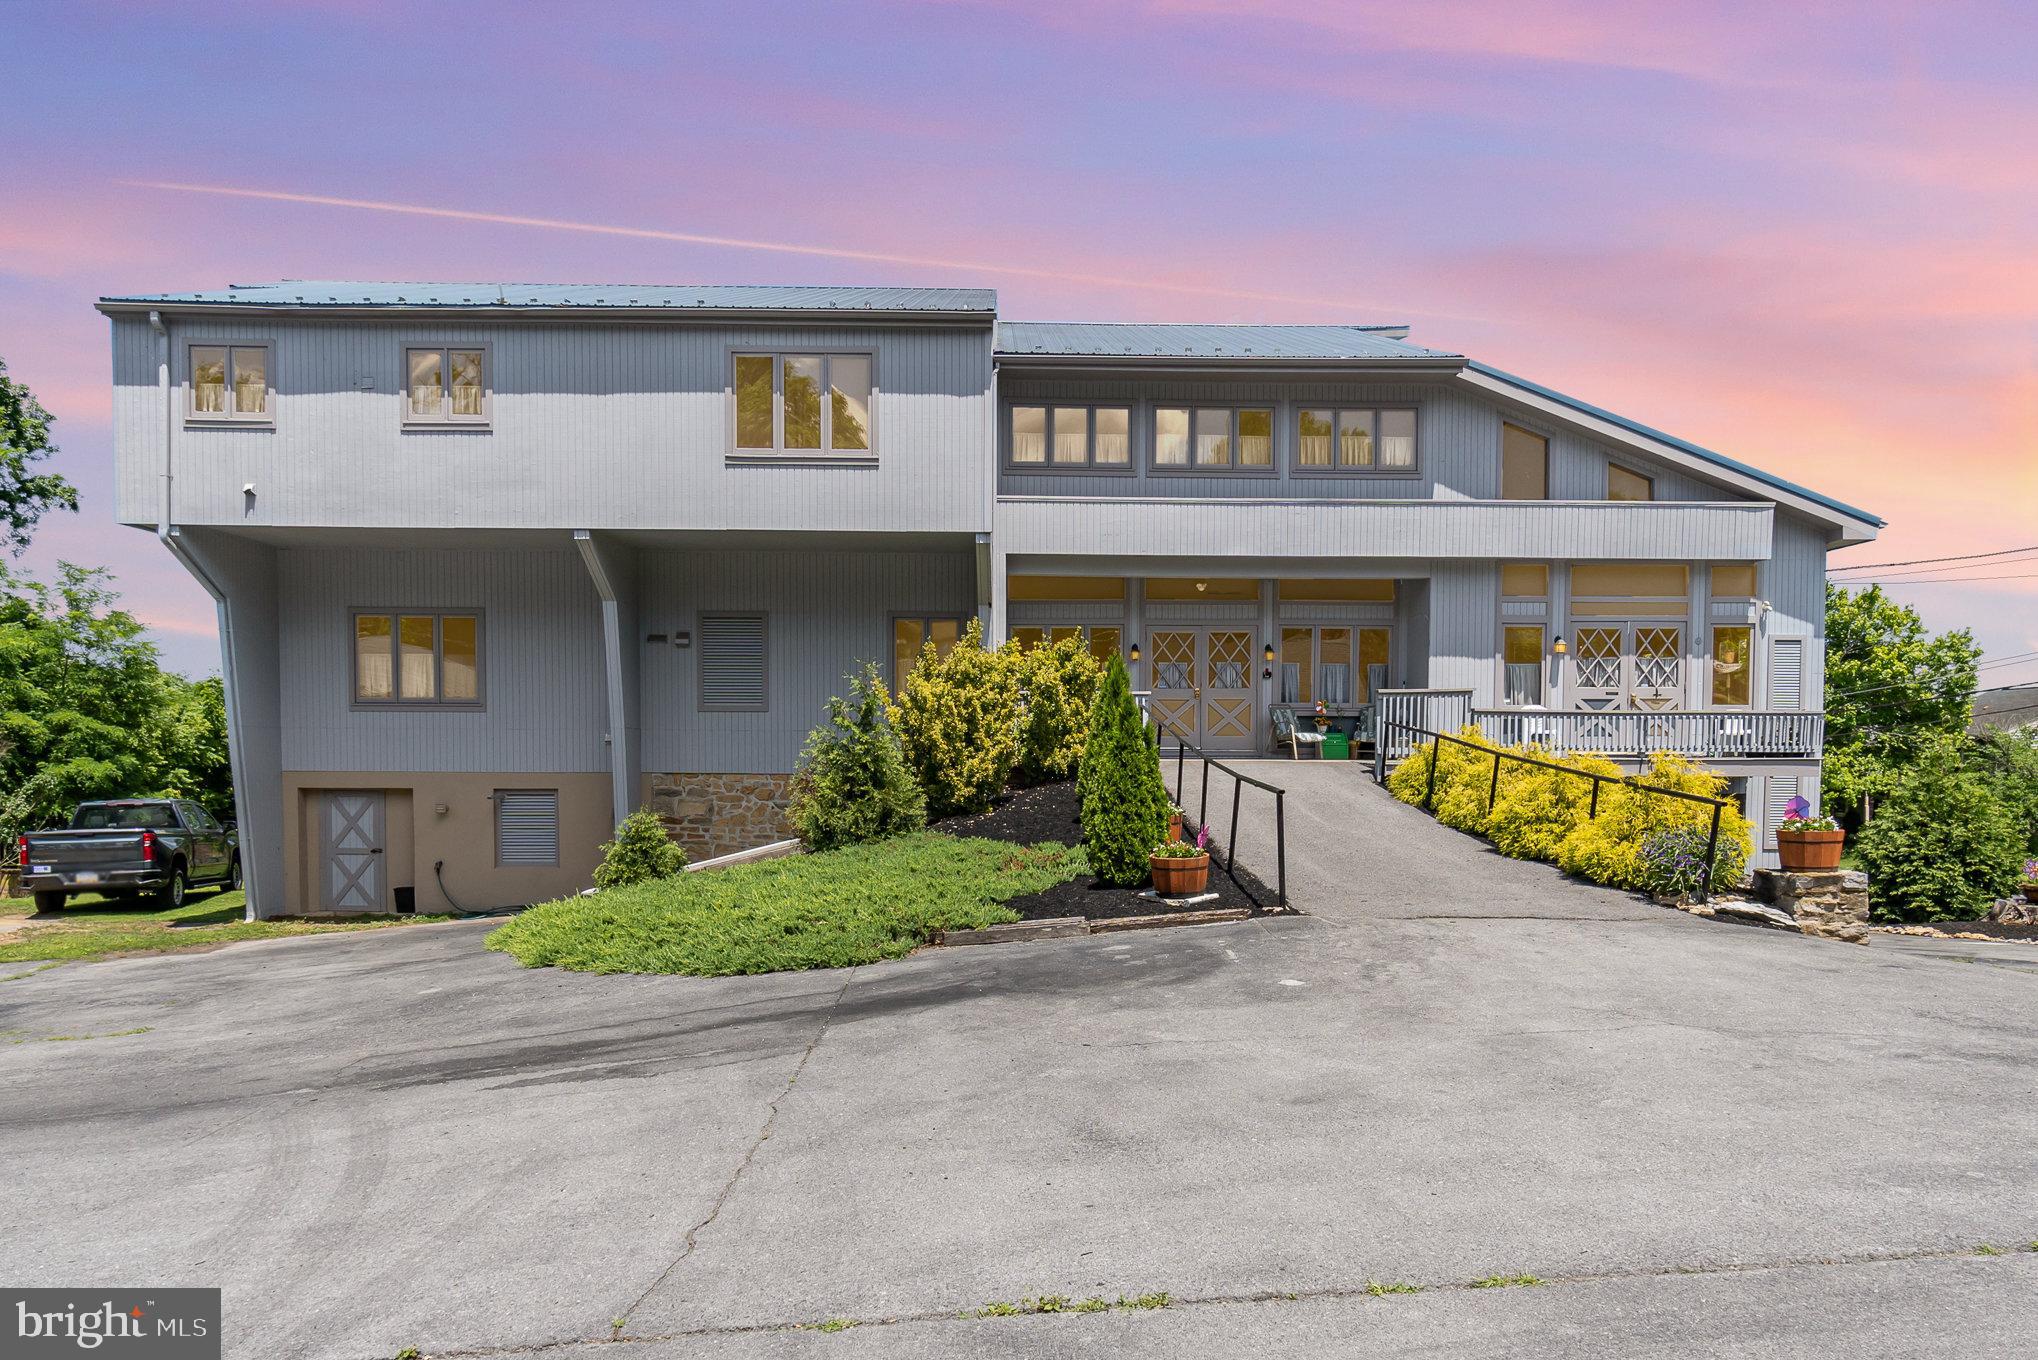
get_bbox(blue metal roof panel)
[996,321,1461,360]
[98,282,998,312]
[1468,360,1884,527]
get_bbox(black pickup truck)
[18,799,240,911]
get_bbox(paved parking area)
[4,774,2036,1358]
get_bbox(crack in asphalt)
[611,965,860,1330]
[380,1239,2035,1359]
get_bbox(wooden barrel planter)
[1149,851,1210,897]
[1776,829,1845,872]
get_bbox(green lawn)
[0,886,448,965]
[487,832,1085,977]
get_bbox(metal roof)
[96,281,998,313]
[1466,361,1884,528]
[996,321,1461,361]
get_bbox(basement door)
[321,791,386,911]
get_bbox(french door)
[1147,628,1256,752]
[1570,623,1683,711]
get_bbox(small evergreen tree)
[1857,736,2025,921]
[1078,653,1171,885]
[890,619,1020,817]
[1013,635,1103,785]
[594,807,689,889]
[789,663,927,850]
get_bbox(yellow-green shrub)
[1485,750,1623,862]
[1554,752,1753,890]
[889,619,1019,817]
[1385,726,1493,821]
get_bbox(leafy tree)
[593,807,689,888]
[0,561,234,840]
[1822,584,1981,823]
[0,358,79,555]
[1077,653,1170,885]
[789,663,926,850]
[1856,735,2025,921]
[890,619,1019,817]
[1012,635,1102,785]
[1970,727,2038,857]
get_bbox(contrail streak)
[122,179,1463,320]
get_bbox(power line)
[1849,570,2038,587]
[1831,554,2038,582]
[1828,543,2038,573]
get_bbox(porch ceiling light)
[1195,580,1207,592]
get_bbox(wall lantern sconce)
[1128,640,1142,663]
[1551,635,1568,656]
[1262,641,1276,681]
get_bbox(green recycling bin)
[1321,730,1350,760]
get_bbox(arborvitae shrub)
[789,664,927,851]
[594,807,689,889]
[1013,636,1103,786]
[890,619,1019,817]
[1077,653,1171,886]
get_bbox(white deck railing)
[1376,689,1823,762]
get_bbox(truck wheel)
[227,857,244,892]
[157,867,188,910]
[32,891,67,913]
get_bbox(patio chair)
[1271,705,1327,759]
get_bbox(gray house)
[98,283,1881,917]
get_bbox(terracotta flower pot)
[1167,815,1184,844]
[1776,829,1845,872]
[1149,852,1210,897]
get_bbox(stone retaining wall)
[1754,867,1870,943]
[648,773,796,862]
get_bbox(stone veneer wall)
[648,773,796,862]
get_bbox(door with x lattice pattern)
[321,791,386,911]
[1201,630,1257,751]
[1147,630,1200,747]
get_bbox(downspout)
[150,311,260,922]
[574,530,632,829]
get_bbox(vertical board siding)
[113,319,991,533]
[1765,513,1829,709]
[1426,563,1500,703]
[640,546,976,773]
[280,544,608,772]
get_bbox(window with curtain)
[188,344,271,422]
[1008,405,1131,468]
[1156,407,1275,471]
[1278,626,1389,705]
[732,351,877,455]
[1295,407,1417,472]
[893,616,971,693]
[404,346,490,424]
[1504,626,1545,705]
[353,611,481,706]
[1501,423,1548,499]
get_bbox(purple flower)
[1785,795,1812,821]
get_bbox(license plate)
[31,865,50,875]
[74,871,101,885]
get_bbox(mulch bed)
[936,781,1287,920]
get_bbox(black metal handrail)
[1153,720,1288,911]
[1374,719,1731,903]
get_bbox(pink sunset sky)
[4,0,2034,681]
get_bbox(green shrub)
[788,663,927,851]
[1972,728,2038,856]
[1555,752,1752,891]
[889,619,1020,817]
[1384,726,1494,827]
[1013,635,1102,785]
[1486,750,1623,862]
[593,807,689,889]
[1858,742,2025,921]
[1078,653,1171,886]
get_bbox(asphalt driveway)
[4,775,2037,1358]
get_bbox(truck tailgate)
[24,832,148,870]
